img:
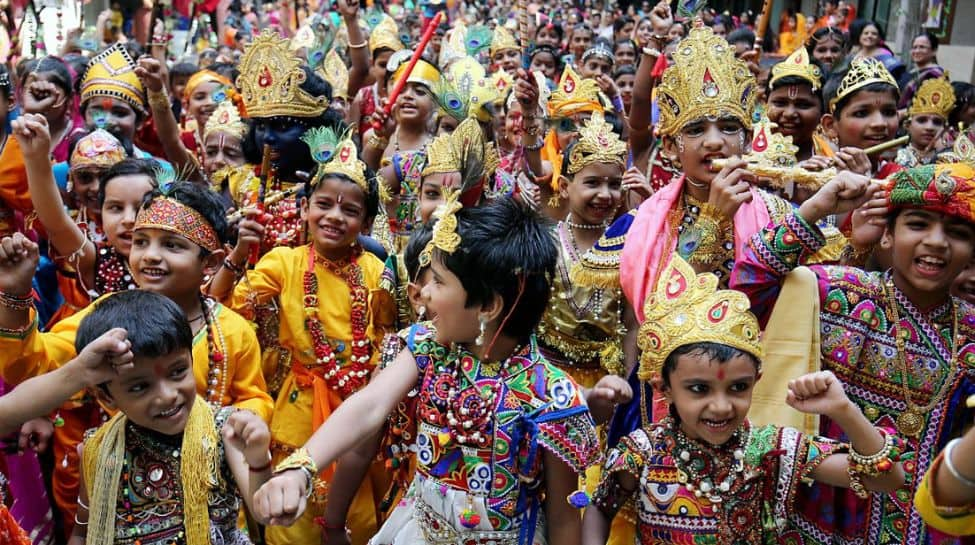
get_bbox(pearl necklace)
[564,213,609,230]
[667,418,751,503]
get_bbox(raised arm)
[339,0,369,97]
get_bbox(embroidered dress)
[371,325,599,545]
[93,408,249,545]
[0,472,31,545]
[594,420,843,545]
[387,150,426,253]
[733,212,975,545]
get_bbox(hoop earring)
[475,318,486,346]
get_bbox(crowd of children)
[2,0,975,544]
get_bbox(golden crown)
[369,16,405,55]
[422,117,497,176]
[566,112,627,174]
[490,26,519,58]
[637,255,763,380]
[770,46,822,91]
[419,187,464,268]
[314,133,369,191]
[391,54,441,92]
[828,57,898,113]
[204,100,248,141]
[656,26,756,137]
[548,64,603,117]
[909,75,956,119]
[321,49,350,99]
[81,43,147,115]
[237,30,330,119]
[938,130,975,165]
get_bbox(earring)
[417,305,427,320]
[676,135,685,153]
[475,318,486,346]
[738,131,747,152]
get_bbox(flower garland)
[303,245,371,398]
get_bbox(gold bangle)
[368,135,389,150]
[147,88,170,110]
[348,40,368,49]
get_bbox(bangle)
[523,138,544,151]
[248,453,273,473]
[841,243,873,267]
[944,438,975,489]
[642,46,661,57]
[223,257,245,278]
[0,289,33,311]
[367,135,389,150]
[273,447,318,499]
[847,428,904,498]
[147,88,170,111]
[348,40,368,49]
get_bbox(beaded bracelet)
[848,428,904,498]
[273,447,318,499]
[944,438,975,489]
[840,243,874,268]
[0,289,33,311]
[222,257,246,279]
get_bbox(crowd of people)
[1,0,975,544]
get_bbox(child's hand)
[848,193,889,249]
[596,73,620,100]
[230,210,266,264]
[833,147,872,175]
[708,158,754,219]
[222,409,271,467]
[0,233,40,296]
[514,69,539,109]
[18,417,53,454]
[11,113,52,160]
[621,166,652,199]
[21,81,67,116]
[336,0,360,20]
[253,470,310,526]
[586,374,633,424]
[68,328,134,386]
[798,171,877,224]
[786,371,853,419]
[133,56,167,94]
[797,156,834,172]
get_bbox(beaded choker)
[666,417,751,503]
[303,245,372,398]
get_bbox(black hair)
[435,198,556,341]
[139,181,231,250]
[849,19,885,45]
[206,62,240,84]
[806,26,848,58]
[823,65,899,117]
[613,16,634,35]
[766,58,826,108]
[97,158,157,209]
[536,21,565,42]
[914,31,939,51]
[19,56,74,98]
[404,222,433,280]
[613,64,636,80]
[0,65,11,98]
[726,28,755,49]
[63,54,90,92]
[951,82,975,127]
[613,38,637,54]
[660,342,761,388]
[75,290,192,361]
[530,44,561,66]
[169,62,200,83]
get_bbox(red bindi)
[101,98,113,111]
[716,367,725,381]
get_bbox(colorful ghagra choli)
[732,212,975,545]
[371,325,599,545]
[593,420,843,545]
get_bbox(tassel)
[569,260,620,290]
[459,495,481,528]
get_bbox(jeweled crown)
[828,57,898,113]
[489,26,519,58]
[566,112,627,174]
[80,43,147,115]
[637,255,763,380]
[314,132,369,191]
[369,16,405,54]
[909,75,956,119]
[237,30,329,119]
[770,46,822,91]
[204,100,248,141]
[321,49,349,99]
[548,64,603,117]
[656,26,756,137]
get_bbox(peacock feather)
[465,25,493,57]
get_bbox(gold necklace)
[884,280,962,438]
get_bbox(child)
[69,290,273,545]
[254,198,600,545]
[766,48,824,165]
[208,133,393,545]
[895,76,955,168]
[732,163,975,545]
[583,255,904,545]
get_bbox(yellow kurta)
[229,245,394,545]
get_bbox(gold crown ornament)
[548,64,604,118]
[237,30,330,119]
[418,187,464,268]
[435,56,498,122]
[312,132,369,191]
[637,254,763,380]
[390,50,441,92]
[80,43,147,115]
[491,70,514,99]
[204,100,248,142]
[370,16,405,55]
[320,49,350,100]
[769,46,823,91]
[566,112,627,174]
[939,129,975,165]
[422,117,498,177]
[656,26,756,137]
[909,75,956,120]
[489,25,519,58]
[828,57,898,113]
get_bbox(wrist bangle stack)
[368,135,389,150]
[0,289,33,311]
[523,138,544,151]
[847,428,904,498]
[642,46,661,57]
[944,438,975,488]
[840,243,874,267]
[273,447,318,499]
[147,88,170,110]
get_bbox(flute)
[227,186,300,222]
[863,135,910,156]
[709,158,836,190]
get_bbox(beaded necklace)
[199,295,229,407]
[302,245,372,398]
[93,245,136,297]
[665,417,751,503]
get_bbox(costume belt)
[289,360,343,482]
[415,497,521,545]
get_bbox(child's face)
[69,166,109,214]
[571,29,593,57]
[812,36,844,70]
[529,52,558,80]
[493,48,522,74]
[563,161,622,225]
[301,177,368,260]
[614,43,636,68]
[418,172,460,224]
[884,209,975,309]
[102,174,156,257]
[766,83,822,145]
[436,115,459,136]
[394,82,435,125]
[907,114,945,151]
[859,24,880,49]
[85,98,139,142]
[536,27,560,48]
[635,19,652,45]
[951,260,975,305]
[581,56,612,79]
[185,81,222,129]
[664,116,746,186]
[204,132,245,177]
[659,351,758,446]
[371,50,394,85]
[421,257,481,345]
[615,73,634,110]
[254,117,312,176]
[170,75,191,99]
[828,89,898,152]
[101,348,197,436]
[129,227,215,297]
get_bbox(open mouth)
[140,267,168,280]
[702,418,733,432]
[317,224,345,240]
[916,255,946,276]
[156,404,183,419]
